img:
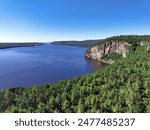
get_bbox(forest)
[51,40,101,47]
[0,36,150,113]
[94,35,150,46]
[0,43,44,49]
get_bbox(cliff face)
[85,41,130,62]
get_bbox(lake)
[0,44,106,90]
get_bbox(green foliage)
[95,35,150,45]
[101,53,122,61]
[51,40,101,47]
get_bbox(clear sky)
[0,0,150,42]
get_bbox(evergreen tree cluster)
[94,35,150,46]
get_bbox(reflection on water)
[86,58,108,69]
[0,45,107,90]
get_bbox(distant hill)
[51,40,101,47]
[0,42,45,49]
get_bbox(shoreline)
[0,43,45,49]
[100,59,114,64]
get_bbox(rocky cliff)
[85,41,130,63]
[85,35,150,64]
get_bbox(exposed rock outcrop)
[85,41,130,63]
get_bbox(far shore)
[0,43,45,49]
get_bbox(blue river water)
[0,44,106,90]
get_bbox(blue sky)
[0,0,150,42]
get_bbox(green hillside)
[0,36,150,113]
[0,43,44,49]
[51,40,101,47]
[94,35,150,46]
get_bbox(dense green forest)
[94,35,150,46]
[0,42,149,112]
[51,40,101,47]
[0,43,44,49]
[101,53,122,61]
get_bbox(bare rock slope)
[85,41,130,63]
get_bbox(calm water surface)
[0,45,106,90]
